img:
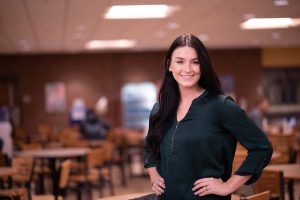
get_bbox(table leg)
[287,180,294,200]
[0,178,3,189]
[49,158,58,200]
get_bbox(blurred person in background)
[0,106,13,163]
[80,109,110,140]
[144,34,273,200]
[248,96,270,132]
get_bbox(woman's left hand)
[192,177,232,196]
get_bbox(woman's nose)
[183,63,192,72]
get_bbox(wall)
[262,47,300,68]
[0,48,262,134]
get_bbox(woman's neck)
[179,86,205,103]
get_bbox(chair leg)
[86,182,92,200]
[108,169,114,195]
[25,183,32,200]
[76,183,82,200]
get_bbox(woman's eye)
[193,61,199,65]
[177,60,183,64]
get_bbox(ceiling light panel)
[240,18,300,29]
[104,5,180,19]
[85,39,137,49]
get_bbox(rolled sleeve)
[144,103,160,169]
[222,97,273,185]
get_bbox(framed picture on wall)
[45,82,66,113]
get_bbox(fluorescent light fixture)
[104,5,179,19]
[273,0,289,6]
[240,18,300,29]
[271,32,281,39]
[85,39,137,49]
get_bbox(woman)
[144,34,273,200]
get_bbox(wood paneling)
[262,47,300,68]
[0,49,262,134]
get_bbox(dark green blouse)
[144,91,273,200]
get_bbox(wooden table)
[0,167,15,189]
[266,164,300,200]
[15,148,89,200]
[266,164,300,180]
[0,167,14,177]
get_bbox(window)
[121,82,157,129]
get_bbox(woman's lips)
[180,75,194,79]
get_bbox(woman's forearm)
[225,175,252,194]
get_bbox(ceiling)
[0,0,300,54]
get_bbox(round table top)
[14,147,89,159]
[266,164,300,180]
[0,167,15,177]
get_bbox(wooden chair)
[69,148,105,199]
[0,188,28,200]
[18,142,50,194]
[0,151,9,166]
[232,143,247,172]
[32,159,72,200]
[268,133,296,164]
[107,128,128,186]
[12,156,34,200]
[100,141,115,195]
[254,169,284,200]
[241,191,271,200]
[59,127,81,146]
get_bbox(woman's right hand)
[147,167,165,195]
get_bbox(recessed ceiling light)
[104,5,180,19]
[271,32,281,39]
[167,22,179,29]
[240,18,300,29]
[85,39,137,49]
[273,0,289,6]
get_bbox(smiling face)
[169,46,201,90]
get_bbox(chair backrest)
[102,141,115,163]
[19,142,42,150]
[0,151,9,166]
[268,133,295,163]
[87,148,104,168]
[59,159,72,189]
[12,156,34,183]
[254,169,284,200]
[232,143,247,172]
[0,188,29,200]
[241,191,271,200]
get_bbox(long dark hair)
[146,34,223,160]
